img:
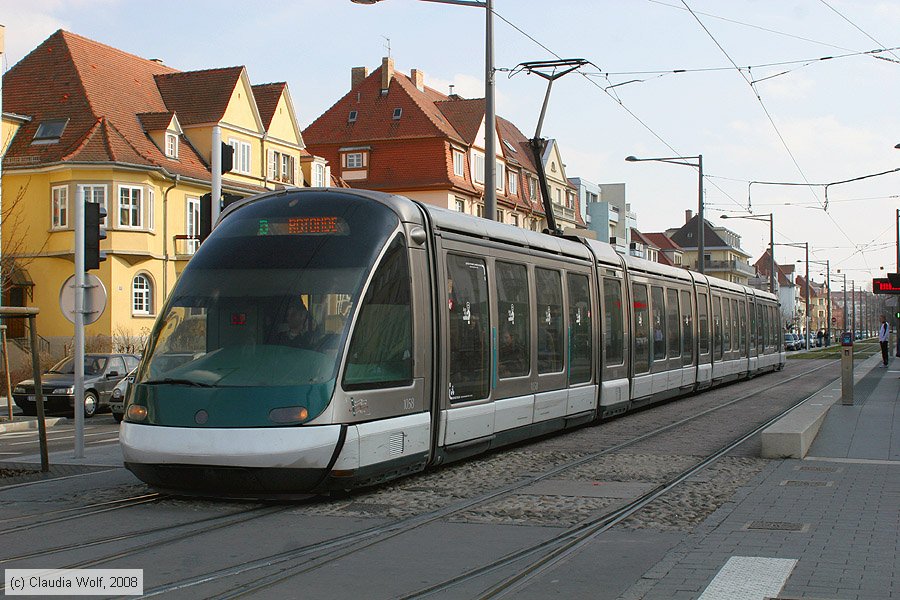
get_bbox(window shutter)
[268,150,276,180]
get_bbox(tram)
[120,188,784,496]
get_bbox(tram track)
[0,493,166,534]
[134,359,839,599]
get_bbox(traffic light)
[84,201,107,271]
[199,193,212,244]
[895,311,900,320]
[221,141,234,174]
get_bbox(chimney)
[685,209,693,224]
[381,57,394,93]
[351,66,369,90]
[411,69,425,92]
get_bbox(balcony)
[173,235,200,260]
[704,259,756,277]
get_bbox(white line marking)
[698,556,796,600]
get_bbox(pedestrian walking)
[879,315,889,366]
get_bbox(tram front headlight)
[126,404,148,422]
[268,406,309,424]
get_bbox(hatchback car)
[13,353,141,417]
[109,367,137,423]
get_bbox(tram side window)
[633,284,650,373]
[447,254,490,402]
[698,292,709,355]
[749,302,757,351]
[769,306,777,349]
[666,289,680,359]
[756,304,764,353]
[651,286,666,362]
[343,236,412,390]
[568,273,592,384]
[603,278,625,366]
[713,296,723,360]
[738,300,747,357]
[536,268,564,374]
[762,305,770,349]
[496,262,530,379]
[680,290,694,363]
[722,296,732,352]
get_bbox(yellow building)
[1,30,327,351]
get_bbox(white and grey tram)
[121,188,784,495]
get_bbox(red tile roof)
[642,232,682,251]
[1,30,260,185]
[154,67,244,126]
[252,82,286,130]
[136,111,175,131]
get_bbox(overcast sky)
[4,0,899,288]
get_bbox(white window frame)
[51,185,68,230]
[165,132,178,159]
[508,171,518,196]
[453,150,465,177]
[346,152,363,169]
[186,196,200,254]
[147,188,155,232]
[78,184,107,226]
[495,162,505,193]
[454,198,466,213]
[118,185,144,229]
[472,152,485,184]
[132,274,153,315]
[228,138,251,174]
[314,163,326,187]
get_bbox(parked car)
[784,333,798,351]
[13,353,141,418]
[109,367,137,423]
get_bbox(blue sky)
[4,0,900,287]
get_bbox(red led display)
[288,217,339,234]
[231,313,247,326]
[873,278,900,294]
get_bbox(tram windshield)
[135,193,401,422]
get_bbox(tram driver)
[273,299,322,349]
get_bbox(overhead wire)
[817,0,900,62]
[646,0,859,52]
[491,7,750,214]
[679,0,869,272]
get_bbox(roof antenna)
[382,36,391,58]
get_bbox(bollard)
[841,331,853,405]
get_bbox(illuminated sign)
[873,278,900,294]
[288,217,340,234]
[251,216,348,236]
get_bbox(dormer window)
[33,118,68,144]
[165,132,179,159]
[392,108,402,120]
[349,110,358,123]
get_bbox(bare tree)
[1,176,48,294]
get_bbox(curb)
[0,417,69,434]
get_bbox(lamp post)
[352,0,496,221]
[626,154,704,273]
[720,213,775,294]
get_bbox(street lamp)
[720,213,775,294]
[626,154,704,273]
[352,0,496,221]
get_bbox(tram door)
[441,248,494,446]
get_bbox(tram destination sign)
[873,277,900,295]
